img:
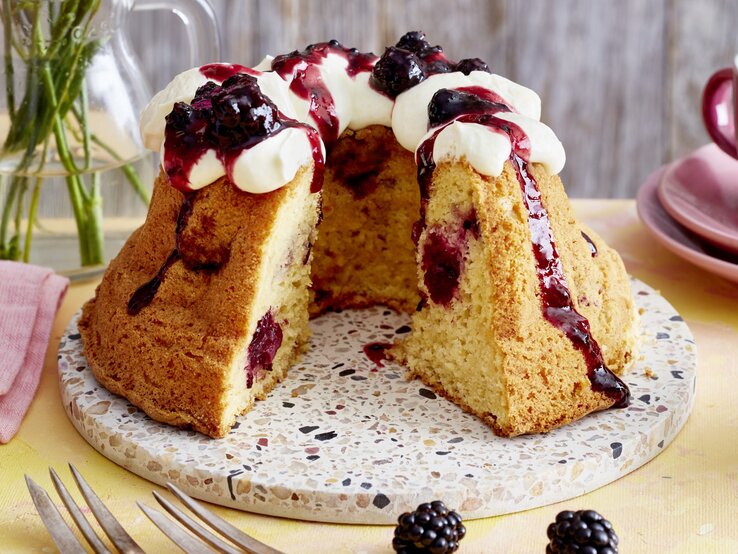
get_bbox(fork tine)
[166,483,284,554]
[49,467,113,554]
[24,475,87,554]
[138,502,215,554]
[68,464,145,554]
[152,491,243,554]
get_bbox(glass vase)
[0,0,220,277]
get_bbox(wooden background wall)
[128,0,738,198]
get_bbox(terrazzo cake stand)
[58,279,696,524]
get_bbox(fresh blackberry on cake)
[417,43,454,75]
[164,102,212,152]
[190,81,218,110]
[165,102,195,133]
[422,58,454,76]
[455,57,490,75]
[393,501,466,553]
[428,89,509,127]
[210,73,282,141]
[395,31,429,53]
[371,46,426,97]
[418,44,444,58]
[547,510,619,553]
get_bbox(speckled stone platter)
[58,279,696,524]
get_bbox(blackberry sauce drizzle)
[417,88,630,406]
[510,154,629,406]
[272,42,377,149]
[162,73,324,194]
[363,342,391,368]
[455,86,511,107]
[199,63,258,80]
[127,193,195,315]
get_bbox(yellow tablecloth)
[2,199,737,553]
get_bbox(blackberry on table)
[393,500,466,554]
[546,509,619,554]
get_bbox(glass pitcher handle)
[132,0,222,66]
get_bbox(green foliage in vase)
[0,0,149,266]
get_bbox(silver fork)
[25,464,284,554]
[26,464,143,554]
[138,482,284,554]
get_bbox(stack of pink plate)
[637,143,738,283]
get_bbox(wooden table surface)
[2,199,738,553]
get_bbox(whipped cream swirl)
[140,46,566,194]
[392,71,565,177]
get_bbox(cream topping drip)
[281,52,392,136]
[144,65,317,193]
[392,71,565,176]
[140,58,565,194]
[254,54,395,135]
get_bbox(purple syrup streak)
[415,85,629,406]
[510,153,629,406]
[162,103,212,192]
[363,342,391,369]
[271,41,377,148]
[127,194,195,315]
[199,63,259,81]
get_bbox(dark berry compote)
[370,31,492,98]
[163,72,323,193]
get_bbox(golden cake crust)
[79,169,310,437]
[395,159,637,437]
[81,145,636,439]
[479,161,635,435]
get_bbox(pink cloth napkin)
[0,261,69,443]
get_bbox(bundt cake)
[79,32,638,439]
